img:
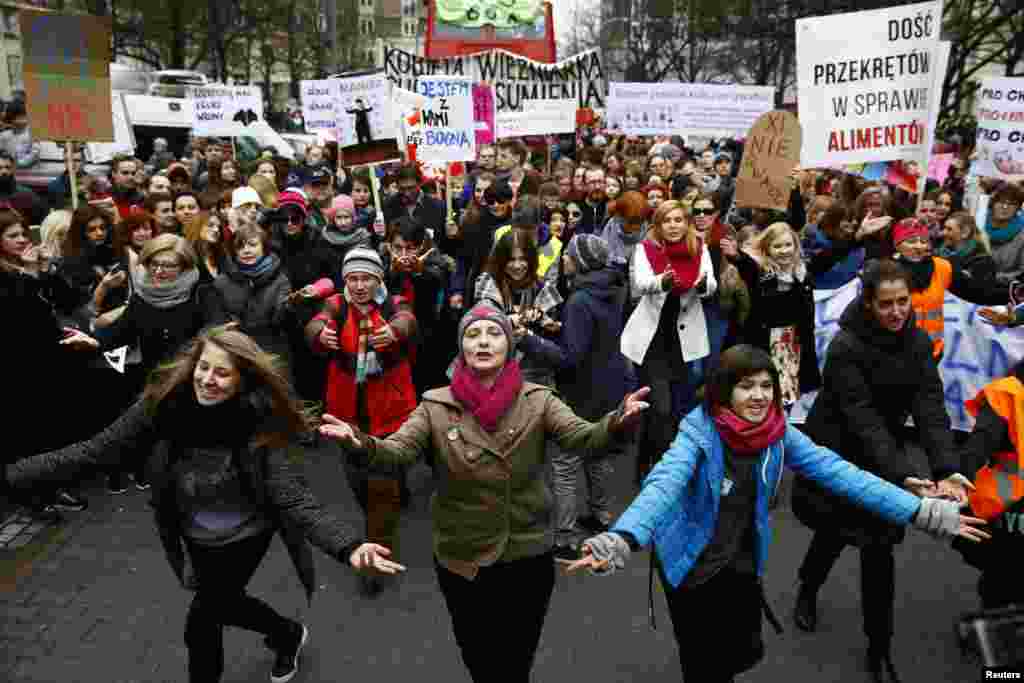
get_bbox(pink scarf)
[450,358,524,432]
[713,404,787,456]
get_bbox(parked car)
[148,70,208,98]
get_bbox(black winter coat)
[210,256,293,359]
[556,268,630,420]
[4,392,363,602]
[792,296,958,546]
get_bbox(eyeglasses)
[148,260,181,272]
[568,210,582,218]
[691,208,715,217]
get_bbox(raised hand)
[612,387,651,432]
[319,414,361,448]
[100,269,127,291]
[349,543,407,575]
[719,236,738,259]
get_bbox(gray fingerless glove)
[912,497,960,540]
[582,532,631,576]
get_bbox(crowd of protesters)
[3,124,1024,683]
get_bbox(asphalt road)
[0,442,993,683]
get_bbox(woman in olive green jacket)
[321,303,650,683]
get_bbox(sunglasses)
[691,208,715,217]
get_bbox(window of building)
[7,55,21,91]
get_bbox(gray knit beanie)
[342,247,384,281]
[566,234,610,274]
[457,303,516,357]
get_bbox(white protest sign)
[974,77,1024,180]
[300,79,339,135]
[187,85,264,137]
[86,92,135,163]
[392,86,428,152]
[796,1,942,167]
[789,280,1024,431]
[606,82,775,138]
[335,73,395,149]
[917,40,950,194]
[383,46,604,113]
[415,76,474,162]
[496,99,576,138]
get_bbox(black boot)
[866,643,901,683]
[793,581,819,632]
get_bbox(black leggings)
[798,530,896,647]
[435,553,555,683]
[183,531,294,683]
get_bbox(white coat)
[621,241,717,366]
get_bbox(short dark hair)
[993,183,1024,209]
[144,193,174,214]
[497,139,527,163]
[704,344,783,415]
[174,190,200,208]
[860,258,911,306]
[388,216,427,245]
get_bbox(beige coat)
[355,382,619,579]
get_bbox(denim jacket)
[612,407,920,589]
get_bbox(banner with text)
[789,280,1024,431]
[606,82,775,138]
[796,1,942,167]
[415,76,475,162]
[496,99,577,138]
[383,46,604,113]
[188,85,265,137]
[973,77,1024,181]
[300,79,340,136]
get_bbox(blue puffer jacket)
[612,407,921,589]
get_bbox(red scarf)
[642,238,702,295]
[450,358,524,432]
[713,404,787,456]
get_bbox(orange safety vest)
[965,376,1024,521]
[910,257,952,359]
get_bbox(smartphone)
[28,225,41,245]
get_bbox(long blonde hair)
[40,209,72,259]
[649,200,699,255]
[143,325,314,449]
[747,222,806,280]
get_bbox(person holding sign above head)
[791,259,978,683]
[318,303,650,683]
[565,343,988,683]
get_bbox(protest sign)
[796,1,942,167]
[473,84,496,146]
[496,99,577,138]
[735,111,801,211]
[974,76,1024,180]
[300,79,339,136]
[789,280,1024,431]
[392,86,428,160]
[606,82,775,138]
[188,85,264,137]
[927,152,955,184]
[383,46,604,113]
[415,76,474,162]
[19,10,114,141]
[85,92,135,163]
[336,73,401,165]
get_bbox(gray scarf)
[322,227,372,251]
[135,268,200,309]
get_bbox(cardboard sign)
[188,85,264,137]
[735,111,802,211]
[473,83,496,146]
[300,79,339,136]
[607,82,775,138]
[19,10,114,141]
[415,76,474,162]
[796,1,943,166]
[974,76,1024,180]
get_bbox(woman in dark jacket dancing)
[4,326,401,683]
[791,259,974,683]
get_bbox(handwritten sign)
[974,76,1024,180]
[416,76,474,163]
[473,83,495,146]
[188,85,264,137]
[735,111,802,211]
[19,10,114,141]
[300,79,339,136]
[496,99,577,138]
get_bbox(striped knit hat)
[566,234,610,274]
[278,187,308,218]
[457,303,516,357]
[342,247,384,281]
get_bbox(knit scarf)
[353,314,382,385]
[449,357,524,432]
[322,226,372,250]
[237,253,278,280]
[136,268,200,309]
[986,213,1024,246]
[936,239,978,262]
[642,238,702,294]
[713,404,787,456]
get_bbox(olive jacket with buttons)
[348,382,621,579]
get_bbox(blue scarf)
[986,213,1024,246]
[237,254,277,280]
[936,239,978,261]
[804,227,864,290]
